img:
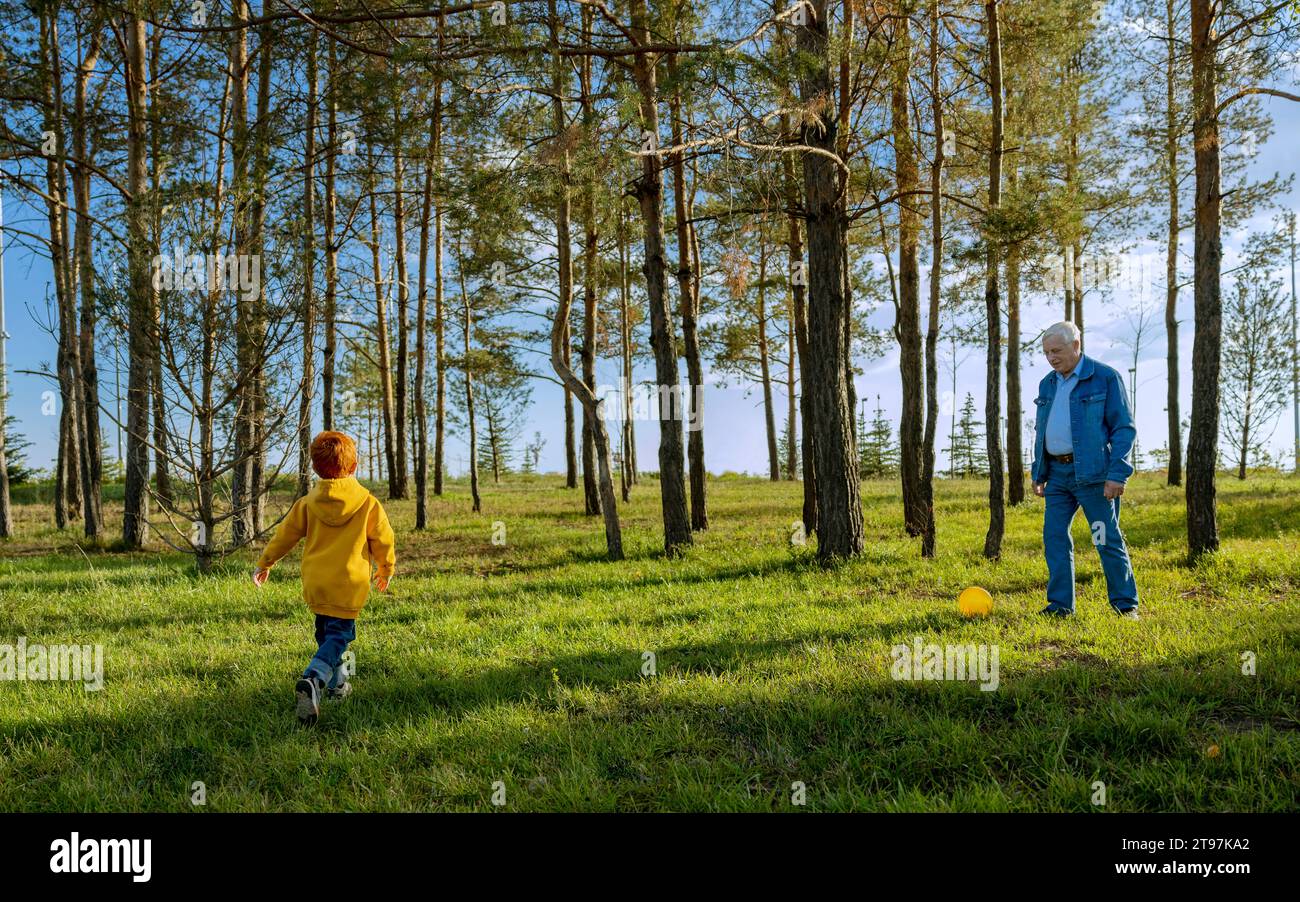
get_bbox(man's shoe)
[1039,605,1073,618]
[326,681,352,700]
[1115,608,1140,620]
[295,677,321,725]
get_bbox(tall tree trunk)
[230,0,255,545]
[629,0,692,555]
[549,0,622,557]
[41,8,81,529]
[892,5,924,536]
[1237,391,1251,479]
[1005,86,1023,507]
[786,288,797,482]
[1164,0,1182,487]
[73,22,103,538]
[782,114,817,534]
[618,195,635,500]
[197,65,231,573]
[457,237,481,513]
[298,35,318,498]
[148,25,169,512]
[920,0,943,558]
[391,75,410,500]
[366,149,399,497]
[0,189,12,537]
[1063,246,1073,321]
[247,1,274,537]
[758,235,779,480]
[322,39,339,431]
[122,9,151,548]
[839,0,857,452]
[668,52,707,530]
[982,0,1005,560]
[1186,0,1220,559]
[580,12,602,517]
[433,87,447,498]
[1006,238,1023,503]
[416,22,443,525]
[564,340,576,488]
[1072,239,1084,349]
[548,3,579,501]
[798,0,864,563]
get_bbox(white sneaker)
[295,677,321,725]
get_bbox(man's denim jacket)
[1031,354,1137,488]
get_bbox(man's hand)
[1104,480,1125,500]
[251,567,269,587]
[373,574,390,592]
[1033,482,1046,498]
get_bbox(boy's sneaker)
[326,681,352,700]
[295,677,321,725]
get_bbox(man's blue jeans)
[304,614,356,689]
[1043,459,1139,613]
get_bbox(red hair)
[310,431,358,479]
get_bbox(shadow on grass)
[3,625,1297,811]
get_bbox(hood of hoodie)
[305,476,370,526]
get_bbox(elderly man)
[1031,321,1140,619]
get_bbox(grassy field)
[1,472,1298,812]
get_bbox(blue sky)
[2,93,1298,482]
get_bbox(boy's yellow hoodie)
[255,476,396,619]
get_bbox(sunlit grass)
[1,472,1297,811]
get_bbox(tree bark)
[41,8,82,530]
[416,20,443,526]
[580,11,602,517]
[629,0,692,555]
[298,35,318,498]
[73,20,103,539]
[892,5,924,536]
[758,235,780,480]
[1186,0,1221,559]
[122,9,151,548]
[367,149,399,498]
[668,51,707,530]
[982,0,1005,560]
[322,39,339,432]
[1164,0,1182,487]
[391,74,410,500]
[782,114,817,534]
[920,0,943,558]
[618,195,635,500]
[148,26,170,512]
[457,236,481,513]
[798,0,864,563]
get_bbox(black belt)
[1047,452,1074,463]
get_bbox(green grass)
[1,472,1298,811]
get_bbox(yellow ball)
[958,586,994,618]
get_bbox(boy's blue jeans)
[304,614,356,689]
[1043,459,1139,613]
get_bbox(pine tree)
[1,390,34,484]
[777,419,801,480]
[946,393,987,479]
[859,395,899,478]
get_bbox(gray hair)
[1042,321,1081,346]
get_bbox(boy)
[252,431,396,725]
